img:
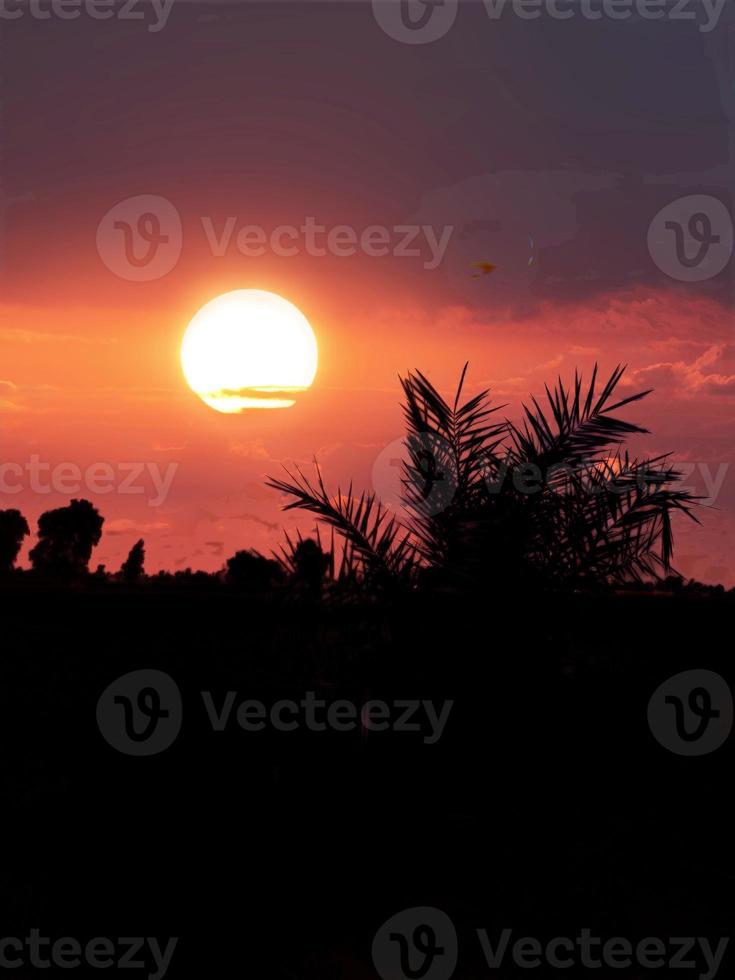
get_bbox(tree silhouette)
[120,539,145,581]
[268,365,698,590]
[273,527,363,597]
[226,549,283,590]
[0,509,30,573]
[29,498,104,578]
[278,534,333,593]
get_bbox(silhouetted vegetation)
[0,508,29,573]
[119,538,145,581]
[1,367,727,600]
[0,369,731,979]
[29,498,104,579]
[268,364,699,592]
[226,549,284,590]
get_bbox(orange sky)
[2,2,734,583]
[3,285,734,585]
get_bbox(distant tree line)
[0,499,343,596]
[0,497,730,598]
[1,363,731,598]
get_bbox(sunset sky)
[2,0,734,584]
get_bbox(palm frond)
[508,364,650,472]
[532,451,700,584]
[266,461,417,583]
[401,364,506,502]
[399,365,507,567]
[265,364,701,594]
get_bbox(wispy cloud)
[105,518,171,536]
[0,328,118,345]
[229,438,272,460]
[629,345,735,398]
[230,512,279,531]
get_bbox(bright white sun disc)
[181,289,318,412]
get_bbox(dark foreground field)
[1,588,733,978]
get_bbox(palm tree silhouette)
[267,365,698,591]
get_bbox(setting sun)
[180,289,318,413]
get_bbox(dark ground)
[1,587,733,977]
